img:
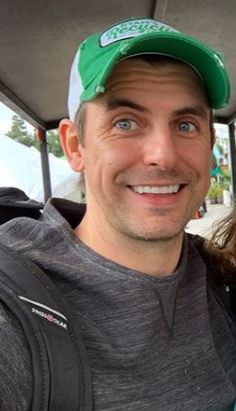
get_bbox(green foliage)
[207,183,224,200]
[46,130,63,157]
[215,143,224,156]
[207,185,218,199]
[222,169,231,183]
[6,114,34,147]
[212,153,217,168]
[6,115,63,157]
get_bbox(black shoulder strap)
[189,234,236,324]
[0,243,92,411]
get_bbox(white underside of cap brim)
[68,49,84,121]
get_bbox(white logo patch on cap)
[100,18,178,47]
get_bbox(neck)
[75,213,184,276]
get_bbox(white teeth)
[133,185,180,194]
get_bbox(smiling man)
[0,17,236,411]
[60,56,213,275]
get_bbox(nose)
[142,127,178,170]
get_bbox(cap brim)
[82,32,230,109]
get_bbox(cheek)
[182,143,212,175]
[82,146,122,188]
[91,139,138,173]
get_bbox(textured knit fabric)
[0,198,235,411]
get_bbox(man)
[0,17,235,410]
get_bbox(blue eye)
[177,122,196,132]
[114,119,137,131]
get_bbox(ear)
[59,119,85,172]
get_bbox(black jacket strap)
[0,243,92,411]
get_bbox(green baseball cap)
[68,17,230,120]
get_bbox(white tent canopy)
[0,133,84,202]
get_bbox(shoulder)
[188,233,236,283]
[0,198,85,269]
[187,233,228,283]
[187,233,206,253]
[0,215,51,252]
[187,233,236,322]
[186,233,214,273]
[0,197,79,253]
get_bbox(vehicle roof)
[1,0,236,130]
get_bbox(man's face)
[77,58,212,241]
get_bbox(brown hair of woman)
[205,205,236,280]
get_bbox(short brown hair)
[75,102,87,145]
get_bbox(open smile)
[129,184,186,194]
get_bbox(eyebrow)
[102,97,210,120]
[103,97,148,113]
[172,106,210,120]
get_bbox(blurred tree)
[6,115,34,147]
[7,115,63,157]
[212,152,217,169]
[47,130,63,157]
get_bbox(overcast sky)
[0,102,16,134]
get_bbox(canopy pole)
[37,128,52,202]
[228,122,236,201]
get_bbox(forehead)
[101,56,210,106]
